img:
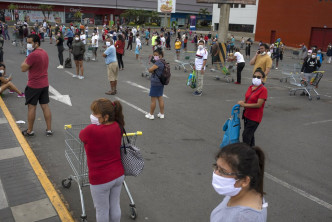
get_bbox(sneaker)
[192,91,202,96]
[91,58,96,61]
[22,129,35,137]
[9,90,15,94]
[157,113,164,119]
[78,76,85,80]
[57,65,64,69]
[145,113,154,120]
[46,130,53,136]
[72,74,78,78]
[275,67,278,70]
[17,93,25,98]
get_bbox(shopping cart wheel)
[317,96,320,100]
[81,215,87,222]
[130,207,137,219]
[308,96,312,101]
[61,179,72,188]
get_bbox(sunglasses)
[253,75,262,79]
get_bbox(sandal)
[22,129,35,137]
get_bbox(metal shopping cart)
[84,44,94,62]
[280,63,302,85]
[61,124,142,221]
[174,51,195,72]
[210,62,235,83]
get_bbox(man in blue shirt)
[103,37,118,95]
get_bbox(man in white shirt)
[132,27,137,43]
[91,32,99,60]
[160,34,166,48]
[193,40,208,96]
[229,48,245,84]
[80,33,86,45]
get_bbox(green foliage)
[121,9,160,25]
[151,23,158,26]
[8,3,18,10]
[128,21,136,25]
[199,8,210,15]
[74,11,82,21]
[39,4,54,20]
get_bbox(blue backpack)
[220,104,241,148]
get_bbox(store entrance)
[95,15,103,25]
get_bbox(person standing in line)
[245,39,251,59]
[103,38,119,95]
[115,34,125,70]
[145,29,150,45]
[132,27,137,43]
[327,43,332,64]
[55,31,64,69]
[166,32,171,50]
[250,43,272,84]
[135,34,141,60]
[160,34,166,49]
[183,34,188,52]
[20,34,53,137]
[229,48,245,84]
[66,28,74,49]
[211,38,220,65]
[238,68,268,146]
[85,24,89,38]
[3,22,9,40]
[145,48,165,120]
[91,32,99,61]
[127,30,133,51]
[174,38,182,60]
[193,40,208,96]
[211,143,267,222]
[80,31,87,45]
[48,24,53,44]
[230,35,235,53]
[79,98,125,222]
[240,37,244,49]
[71,33,85,79]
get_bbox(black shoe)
[22,129,35,137]
[46,130,53,136]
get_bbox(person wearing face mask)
[211,143,267,222]
[56,32,64,69]
[103,38,119,95]
[250,44,272,84]
[135,34,142,60]
[79,98,125,222]
[21,34,53,137]
[300,51,321,95]
[145,48,165,120]
[238,68,267,146]
[71,33,85,79]
[316,49,324,64]
[193,40,208,96]
[0,64,25,97]
[91,32,99,61]
[66,28,74,49]
[175,38,182,60]
[326,43,332,64]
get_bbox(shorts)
[73,54,84,61]
[92,47,98,53]
[107,62,119,81]
[149,85,164,97]
[25,86,49,106]
[0,50,3,63]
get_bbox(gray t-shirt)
[210,196,267,222]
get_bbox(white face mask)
[312,55,316,59]
[252,77,262,86]
[0,70,4,74]
[106,41,111,46]
[198,45,204,50]
[212,172,242,196]
[260,51,266,56]
[90,114,100,125]
[75,37,79,41]
[27,43,34,51]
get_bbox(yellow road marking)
[0,97,74,222]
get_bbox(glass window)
[241,4,246,8]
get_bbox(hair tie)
[112,102,116,108]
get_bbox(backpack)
[158,59,171,85]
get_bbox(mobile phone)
[257,50,260,54]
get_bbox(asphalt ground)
[1,37,332,222]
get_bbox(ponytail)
[112,100,125,128]
[90,98,125,127]
[252,146,265,196]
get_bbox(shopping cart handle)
[64,124,72,129]
[124,131,143,136]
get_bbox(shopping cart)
[280,63,302,85]
[84,44,94,62]
[140,55,153,79]
[289,71,324,101]
[61,124,142,221]
[210,62,235,83]
[174,51,195,72]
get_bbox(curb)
[0,97,74,222]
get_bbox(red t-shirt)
[244,85,268,123]
[25,48,49,88]
[79,123,124,185]
[115,40,125,54]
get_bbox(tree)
[39,4,54,20]
[199,8,210,16]
[74,11,82,22]
[120,9,160,25]
[8,3,18,21]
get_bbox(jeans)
[4,30,10,40]
[242,117,259,147]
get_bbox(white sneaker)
[157,113,164,119]
[72,74,78,78]
[78,76,85,80]
[57,65,64,69]
[91,58,96,61]
[145,113,154,120]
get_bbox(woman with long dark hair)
[211,143,267,222]
[115,34,125,70]
[55,31,64,69]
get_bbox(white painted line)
[0,117,8,124]
[0,147,24,160]
[0,178,8,209]
[126,81,169,98]
[49,85,72,106]
[65,70,74,76]
[265,172,332,211]
[303,119,332,126]
[114,96,148,115]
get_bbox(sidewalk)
[0,98,73,222]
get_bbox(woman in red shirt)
[115,34,125,70]
[237,68,268,146]
[79,98,125,222]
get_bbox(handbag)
[120,128,144,176]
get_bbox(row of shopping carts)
[62,124,142,221]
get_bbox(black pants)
[127,41,132,50]
[57,46,64,65]
[242,117,260,147]
[236,62,245,83]
[117,53,124,69]
[67,37,73,49]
